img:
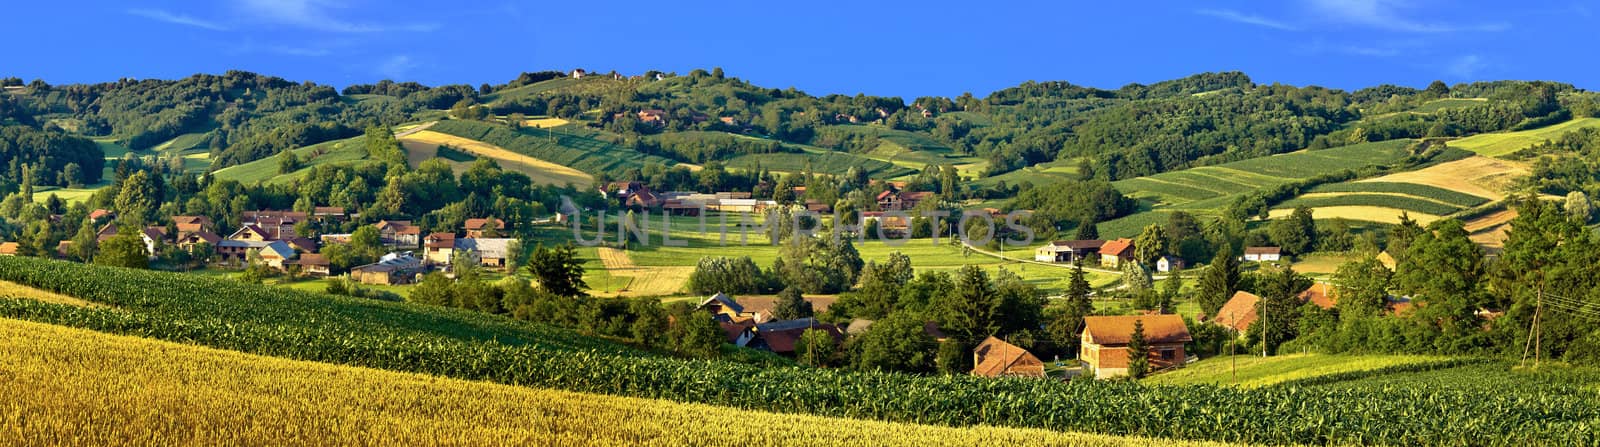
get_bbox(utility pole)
[1520,280,1545,368]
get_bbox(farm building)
[1156,256,1186,273]
[313,206,349,222]
[1081,314,1192,379]
[0,242,17,256]
[239,210,308,241]
[971,336,1045,378]
[350,253,424,285]
[454,238,515,269]
[1098,238,1136,269]
[1243,246,1282,262]
[1034,240,1103,263]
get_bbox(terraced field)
[1,318,1223,447]
[1091,140,1415,237]
[1451,117,1600,157]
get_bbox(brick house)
[1081,314,1192,379]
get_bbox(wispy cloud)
[1306,0,1508,33]
[1195,9,1299,31]
[237,0,436,33]
[1445,54,1487,78]
[127,8,229,31]
[376,54,417,79]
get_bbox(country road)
[960,241,1172,282]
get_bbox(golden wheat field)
[399,130,593,187]
[521,117,570,128]
[0,280,98,307]
[1357,156,1524,200]
[1267,206,1441,225]
[593,247,691,297]
[0,318,1235,447]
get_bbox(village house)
[971,336,1046,378]
[601,181,648,201]
[422,232,457,265]
[375,220,422,248]
[350,252,424,285]
[570,68,586,79]
[1156,256,1186,273]
[1243,246,1282,262]
[1081,314,1192,379]
[284,237,318,253]
[255,240,297,271]
[139,227,166,257]
[625,190,663,208]
[463,218,506,237]
[240,210,308,240]
[699,293,760,323]
[172,215,215,235]
[55,241,73,258]
[95,223,119,243]
[0,242,18,256]
[1098,238,1136,269]
[293,253,331,278]
[726,295,837,324]
[1034,240,1104,263]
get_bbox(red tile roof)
[1083,314,1192,345]
[463,218,506,230]
[1212,291,1261,332]
[971,336,1045,378]
[1298,283,1337,310]
[1099,238,1135,258]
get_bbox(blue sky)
[5,1,1594,99]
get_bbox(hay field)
[522,117,570,128]
[0,318,1231,447]
[400,130,593,188]
[1356,156,1525,200]
[1450,117,1600,157]
[1268,206,1441,225]
[595,247,690,297]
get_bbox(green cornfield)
[0,256,1594,446]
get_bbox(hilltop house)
[971,336,1045,378]
[1098,238,1136,269]
[1034,240,1103,263]
[1081,314,1192,379]
[1243,246,1282,262]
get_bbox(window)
[1160,349,1175,361]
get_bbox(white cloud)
[1445,54,1486,78]
[127,9,229,31]
[236,0,436,33]
[1306,0,1508,33]
[1195,9,1299,31]
[377,54,417,79]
